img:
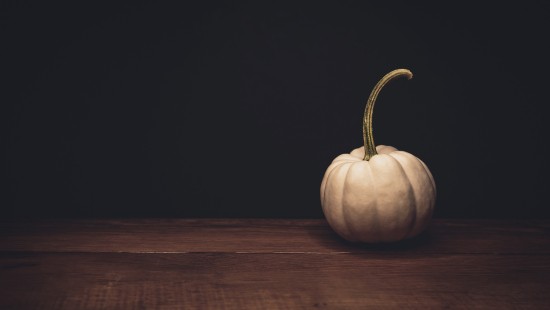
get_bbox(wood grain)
[2,252,549,309]
[1,219,550,309]
[1,219,549,254]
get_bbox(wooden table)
[1,219,549,309]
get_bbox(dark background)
[2,1,549,218]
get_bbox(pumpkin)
[320,69,436,243]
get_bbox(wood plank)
[1,219,549,254]
[1,252,549,309]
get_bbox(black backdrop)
[2,1,549,218]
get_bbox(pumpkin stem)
[363,69,413,160]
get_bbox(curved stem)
[363,69,413,160]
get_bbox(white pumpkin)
[320,69,436,243]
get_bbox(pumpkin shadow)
[306,222,434,253]
[341,229,433,252]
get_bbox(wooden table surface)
[1,219,549,309]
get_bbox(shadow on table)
[305,221,435,254]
